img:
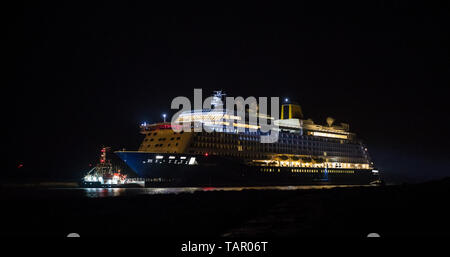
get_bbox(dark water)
[77,185,367,198]
[2,184,370,198]
[2,179,449,236]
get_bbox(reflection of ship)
[116,91,381,187]
[81,147,144,188]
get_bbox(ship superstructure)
[116,91,380,187]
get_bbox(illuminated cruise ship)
[116,91,380,187]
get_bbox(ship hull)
[115,152,380,187]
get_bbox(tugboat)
[81,147,144,188]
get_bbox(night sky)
[4,2,450,182]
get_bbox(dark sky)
[4,1,450,182]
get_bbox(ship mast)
[100,147,107,164]
[211,90,226,110]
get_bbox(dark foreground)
[1,178,449,237]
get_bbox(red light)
[204,153,209,157]
[154,124,183,130]
[17,164,23,169]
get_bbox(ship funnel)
[281,102,303,120]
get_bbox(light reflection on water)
[81,185,367,198]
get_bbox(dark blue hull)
[115,151,380,187]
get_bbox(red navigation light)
[155,124,183,130]
[204,153,209,157]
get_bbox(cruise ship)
[115,91,380,187]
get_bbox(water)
[3,180,448,236]
[55,185,367,198]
